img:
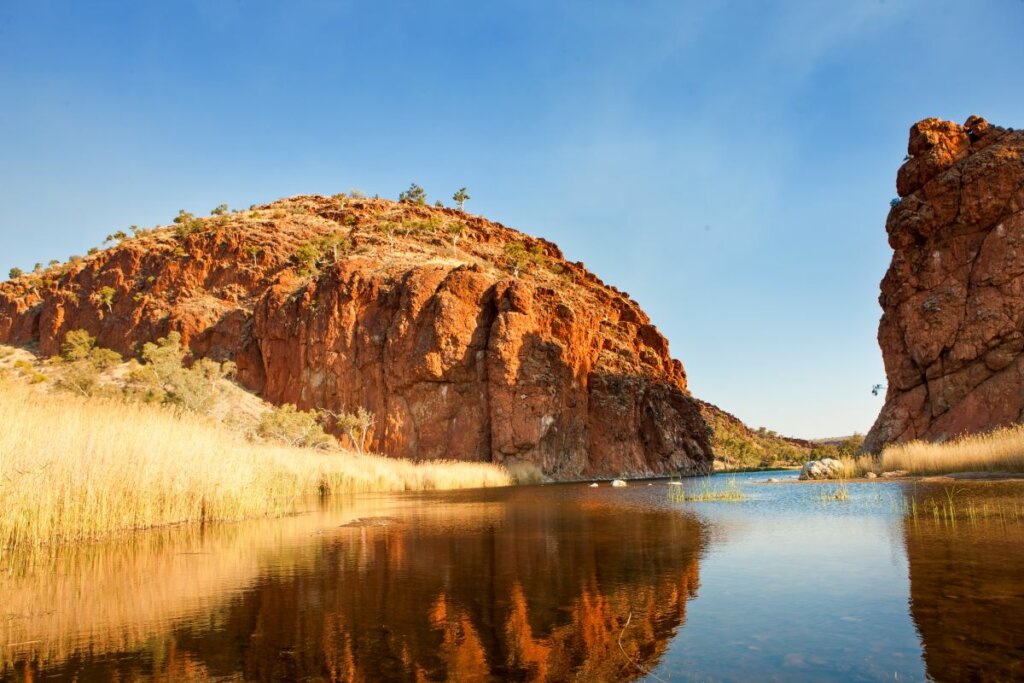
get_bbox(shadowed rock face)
[866,116,1024,452]
[0,196,712,477]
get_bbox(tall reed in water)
[0,383,509,551]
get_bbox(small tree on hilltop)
[8,267,23,279]
[452,187,470,211]
[399,183,427,205]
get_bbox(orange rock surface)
[0,196,712,477]
[866,116,1024,451]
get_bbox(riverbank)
[0,382,509,552]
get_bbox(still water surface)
[2,472,1023,681]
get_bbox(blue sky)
[1,1,1022,438]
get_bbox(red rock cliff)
[0,196,712,477]
[866,116,1024,451]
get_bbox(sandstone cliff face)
[0,196,712,477]
[866,116,1024,452]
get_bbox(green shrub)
[57,330,124,396]
[97,286,116,313]
[173,210,204,239]
[452,187,470,211]
[8,267,23,279]
[62,329,98,361]
[503,242,545,277]
[293,242,323,276]
[135,332,235,413]
[446,221,467,253]
[210,204,229,216]
[293,234,353,275]
[258,404,335,449]
[399,183,427,204]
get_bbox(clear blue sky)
[1,1,1022,438]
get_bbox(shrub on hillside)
[258,404,336,449]
[173,210,204,239]
[56,330,123,396]
[131,332,236,413]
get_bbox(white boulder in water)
[799,458,844,480]
[611,479,627,487]
[589,482,599,488]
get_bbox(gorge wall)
[866,116,1024,451]
[0,195,713,478]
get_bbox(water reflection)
[903,481,1024,683]
[8,476,1024,682]
[2,487,706,681]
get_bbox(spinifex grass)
[0,383,510,552]
[882,424,1024,475]
[668,476,746,502]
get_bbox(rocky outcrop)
[0,195,713,478]
[798,458,843,480]
[866,116,1024,452]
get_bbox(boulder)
[799,458,844,480]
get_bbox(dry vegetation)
[881,425,1024,476]
[0,366,509,553]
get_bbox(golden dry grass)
[838,454,881,478]
[881,424,1024,475]
[0,382,509,552]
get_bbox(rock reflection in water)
[904,482,1024,683]
[3,488,706,682]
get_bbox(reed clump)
[881,424,1024,476]
[0,383,509,552]
[817,482,851,502]
[669,476,746,502]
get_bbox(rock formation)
[866,116,1024,451]
[0,195,713,477]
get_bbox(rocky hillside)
[697,400,812,469]
[866,116,1024,452]
[1,194,716,478]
